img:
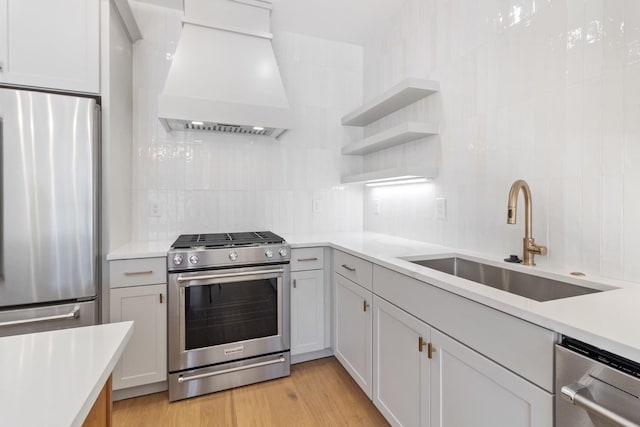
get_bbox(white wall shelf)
[341,166,438,185]
[342,122,438,155]
[341,78,440,127]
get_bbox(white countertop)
[108,231,640,363]
[0,322,133,427]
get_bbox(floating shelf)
[341,165,438,185]
[342,122,438,155]
[341,78,440,127]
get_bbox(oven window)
[184,278,278,350]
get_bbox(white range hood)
[158,0,293,138]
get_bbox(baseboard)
[291,348,334,364]
[113,381,168,401]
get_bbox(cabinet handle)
[418,337,426,352]
[342,264,356,272]
[363,300,369,312]
[293,279,297,288]
[0,62,3,72]
[297,257,318,262]
[159,293,164,304]
[428,342,436,359]
[124,270,153,276]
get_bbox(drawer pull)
[297,257,319,262]
[124,270,153,276]
[342,264,356,272]
[363,300,369,312]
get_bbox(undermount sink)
[406,257,611,302]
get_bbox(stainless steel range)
[167,231,291,401]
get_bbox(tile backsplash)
[362,0,640,281]
[130,2,364,240]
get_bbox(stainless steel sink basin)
[408,257,607,302]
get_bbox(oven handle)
[176,268,284,285]
[561,382,640,427]
[177,355,287,383]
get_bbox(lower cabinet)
[373,296,430,427]
[291,269,325,355]
[334,272,373,398]
[109,284,167,390]
[429,328,553,427]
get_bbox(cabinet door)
[430,329,553,427]
[110,284,167,390]
[291,269,325,355]
[0,0,100,93]
[333,272,372,398]
[373,296,430,427]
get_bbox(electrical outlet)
[312,199,322,213]
[374,199,381,215]
[436,197,446,220]
[149,201,161,217]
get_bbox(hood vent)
[158,0,293,138]
[170,120,274,136]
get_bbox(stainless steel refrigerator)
[0,88,99,336]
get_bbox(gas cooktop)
[171,231,285,249]
[167,231,290,271]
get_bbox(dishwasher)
[556,336,640,427]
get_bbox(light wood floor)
[113,357,389,427]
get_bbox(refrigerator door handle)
[0,305,80,328]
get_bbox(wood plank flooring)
[113,357,389,427]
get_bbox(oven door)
[168,264,290,372]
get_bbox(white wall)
[130,2,364,240]
[362,0,640,281]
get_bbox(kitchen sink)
[406,257,611,302]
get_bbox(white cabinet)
[290,247,327,358]
[291,269,324,355]
[109,257,167,392]
[373,296,430,427]
[334,271,373,398]
[0,0,100,93]
[430,328,553,427]
[110,284,167,390]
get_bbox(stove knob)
[265,249,274,258]
[189,255,199,265]
[229,251,238,261]
[278,248,288,257]
[173,255,183,265]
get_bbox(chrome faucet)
[507,179,547,266]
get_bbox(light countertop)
[108,231,640,363]
[0,321,133,427]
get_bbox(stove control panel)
[167,243,291,271]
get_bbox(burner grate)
[171,231,285,249]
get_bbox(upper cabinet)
[0,0,100,94]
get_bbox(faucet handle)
[527,241,547,256]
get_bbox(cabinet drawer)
[291,247,324,271]
[334,250,372,290]
[109,258,167,288]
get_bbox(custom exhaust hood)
[158,0,293,138]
